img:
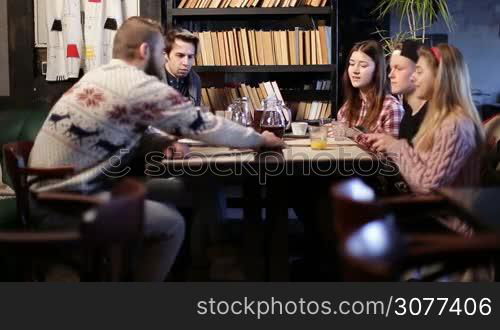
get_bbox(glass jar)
[231,97,253,127]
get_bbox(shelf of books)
[176,0,331,9]
[202,80,332,120]
[171,8,330,15]
[166,0,339,120]
[193,65,335,73]
[193,27,332,66]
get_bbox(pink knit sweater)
[387,116,494,280]
[386,115,481,194]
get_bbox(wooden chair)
[483,115,500,184]
[330,178,449,280]
[80,179,145,281]
[343,218,500,281]
[1,141,145,281]
[2,141,75,227]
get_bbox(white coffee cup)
[291,122,308,136]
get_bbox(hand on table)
[363,133,398,153]
[260,130,286,149]
[163,142,191,159]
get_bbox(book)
[211,32,221,66]
[315,29,322,65]
[198,32,207,65]
[263,81,275,98]
[319,26,328,65]
[223,31,232,65]
[305,30,311,65]
[271,81,284,102]
[217,32,227,66]
[241,28,251,65]
[273,31,282,65]
[194,32,204,65]
[248,30,258,65]
[178,0,189,8]
[201,88,211,108]
[280,30,289,65]
[311,30,317,65]
[298,29,304,65]
[262,32,274,65]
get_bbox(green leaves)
[372,0,454,42]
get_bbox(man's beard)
[144,57,166,82]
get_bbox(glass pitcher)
[259,96,286,138]
[277,99,292,130]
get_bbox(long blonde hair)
[414,44,484,152]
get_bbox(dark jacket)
[165,69,202,106]
[187,69,202,106]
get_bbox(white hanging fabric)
[83,0,105,72]
[46,0,67,81]
[62,0,83,78]
[83,0,124,72]
[102,0,124,65]
[45,0,83,81]
[45,0,129,78]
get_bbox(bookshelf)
[193,65,335,73]
[165,0,339,119]
[169,7,331,17]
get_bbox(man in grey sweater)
[28,17,282,281]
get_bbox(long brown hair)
[341,40,388,129]
[414,44,484,152]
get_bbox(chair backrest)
[0,178,146,281]
[2,141,34,226]
[0,109,48,187]
[331,178,384,243]
[331,178,398,281]
[484,115,500,171]
[345,219,500,281]
[81,178,146,281]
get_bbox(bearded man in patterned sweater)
[28,17,282,281]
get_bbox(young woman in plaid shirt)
[331,40,404,138]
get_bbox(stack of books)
[177,0,330,9]
[294,101,331,120]
[201,81,284,112]
[193,27,332,66]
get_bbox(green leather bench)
[0,108,49,228]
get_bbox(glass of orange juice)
[309,126,328,150]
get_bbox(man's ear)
[138,42,150,60]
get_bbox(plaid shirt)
[336,94,404,137]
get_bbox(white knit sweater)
[29,59,263,193]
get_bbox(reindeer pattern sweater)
[29,59,263,193]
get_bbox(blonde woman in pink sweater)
[365,44,484,196]
[364,44,491,280]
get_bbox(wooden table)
[154,137,381,280]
